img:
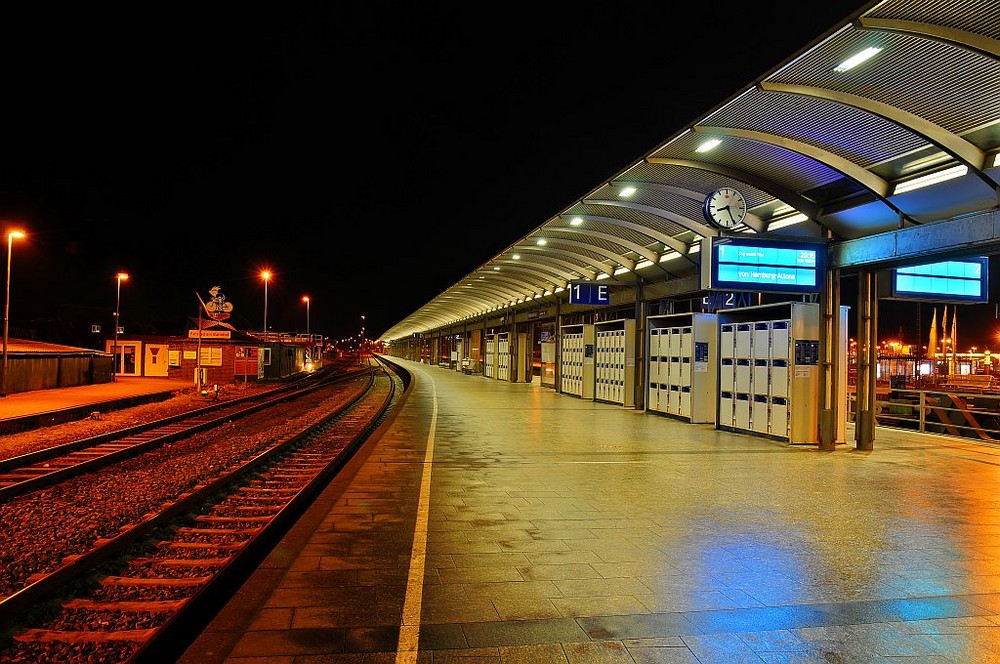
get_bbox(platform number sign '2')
[569,283,611,306]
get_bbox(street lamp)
[302,295,310,337]
[260,270,271,335]
[1,230,26,398]
[360,314,366,363]
[113,272,129,381]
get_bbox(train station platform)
[179,357,1000,663]
[0,376,192,434]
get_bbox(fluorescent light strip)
[992,153,1000,168]
[659,251,682,262]
[635,260,654,269]
[893,164,968,195]
[696,138,722,153]
[614,267,630,276]
[768,213,808,231]
[619,186,637,198]
[688,244,700,254]
[834,46,881,73]
[596,273,611,280]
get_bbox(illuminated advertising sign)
[890,257,988,303]
[700,237,825,293]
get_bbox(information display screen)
[701,237,825,293]
[891,258,988,303]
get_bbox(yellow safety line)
[395,382,437,664]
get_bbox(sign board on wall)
[569,282,611,306]
[188,330,232,339]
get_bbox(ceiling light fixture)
[570,217,583,226]
[768,213,809,231]
[619,186,637,198]
[536,238,547,246]
[892,164,968,195]
[695,138,722,153]
[834,46,882,73]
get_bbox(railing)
[849,387,1000,442]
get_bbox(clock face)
[704,187,747,229]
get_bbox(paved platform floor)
[180,358,1000,663]
[0,376,191,420]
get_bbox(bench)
[939,374,996,393]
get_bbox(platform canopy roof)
[380,0,1000,342]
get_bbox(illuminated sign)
[890,257,988,303]
[569,282,611,306]
[700,237,825,293]
[187,329,232,339]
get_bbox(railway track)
[0,356,406,663]
[0,363,370,501]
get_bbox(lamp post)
[260,270,271,335]
[113,272,129,382]
[1,230,26,398]
[360,314,365,364]
[302,295,310,337]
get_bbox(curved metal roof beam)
[603,183,766,234]
[500,255,597,281]
[429,297,484,317]
[558,213,699,265]
[583,198,717,238]
[858,17,1000,59]
[759,82,997,189]
[548,228,659,265]
[530,237,636,272]
[513,245,614,277]
[488,264,568,290]
[459,283,526,303]
[473,273,544,295]
[643,157,824,224]
[692,125,919,226]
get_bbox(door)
[144,344,169,376]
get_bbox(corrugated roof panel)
[869,0,1000,41]
[543,230,636,257]
[647,131,842,194]
[567,201,695,239]
[704,87,927,167]
[770,27,1000,136]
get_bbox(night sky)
[0,2,883,344]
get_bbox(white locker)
[771,398,789,437]
[497,333,510,381]
[735,359,752,393]
[720,358,735,391]
[668,327,681,356]
[771,322,791,358]
[560,325,595,399]
[735,324,752,357]
[719,392,734,426]
[594,319,635,407]
[680,327,693,356]
[734,393,751,429]
[721,325,735,358]
[753,360,769,395]
[752,395,770,433]
[679,387,692,418]
[646,313,717,423]
[771,360,789,398]
[485,335,496,379]
[753,322,770,357]
[715,303,847,445]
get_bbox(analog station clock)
[703,187,747,229]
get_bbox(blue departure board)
[891,258,988,302]
[702,238,825,293]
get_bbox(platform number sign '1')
[569,283,611,306]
